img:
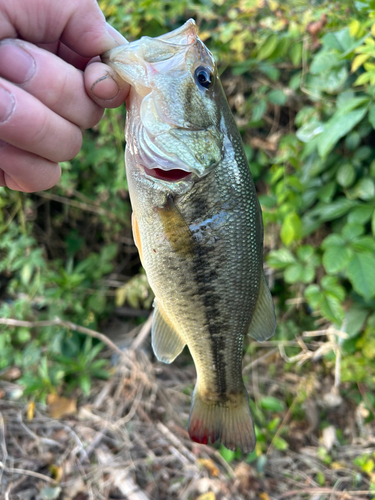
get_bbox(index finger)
[0,0,127,57]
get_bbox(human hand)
[0,0,130,192]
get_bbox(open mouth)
[144,166,191,182]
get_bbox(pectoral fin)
[247,273,276,342]
[152,301,186,363]
[131,212,144,264]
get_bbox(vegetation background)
[1,0,375,498]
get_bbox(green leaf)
[21,263,33,286]
[79,374,91,395]
[251,99,267,122]
[305,284,322,309]
[320,292,345,324]
[16,328,31,344]
[348,205,374,224]
[310,51,341,75]
[281,213,302,246]
[336,96,370,114]
[301,266,315,284]
[351,236,375,253]
[321,234,345,249]
[268,89,287,105]
[284,263,303,283]
[369,104,375,129]
[344,304,369,338]
[323,246,352,273]
[309,198,357,222]
[88,293,106,314]
[336,163,355,188]
[345,131,361,151]
[322,28,353,52]
[259,396,285,412]
[352,53,370,72]
[347,252,375,298]
[321,276,346,301]
[372,209,375,236]
[267,249,296,269]
[351,178,375,200]
[296,120,324,143]
[257,34,279,61]
[296,245,315,263]
[318,107,368,158]
[354,72,373,86]
[342,223,364,240]
[289,43,302,66]
[273,436,289,451]
[220,445,236,462]
[101,243,118,261]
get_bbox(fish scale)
[103,19,276,452]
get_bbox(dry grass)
[0,326,374,500]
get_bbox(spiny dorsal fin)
[247,272,276,342]
[152,301,186,364]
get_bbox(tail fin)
[188,389,256,453]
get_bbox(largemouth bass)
[103,19,276,452]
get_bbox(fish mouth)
[143,166,192,182]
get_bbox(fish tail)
[188,387,256,453]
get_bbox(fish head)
[102,20,224,192]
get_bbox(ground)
[1,319,375,500]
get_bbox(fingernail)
[0,86,15,123]
[91,74,120,100]
[0,40,36,84]
[106,23,128,46]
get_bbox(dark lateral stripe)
[189,191,227,397]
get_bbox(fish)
[102,19,276,452]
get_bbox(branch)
[0,318,123,356]
[279,488,372,499]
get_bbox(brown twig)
[131,313,153,350]
[0,461,56,484]
[0,318,124,356]
[35,191,118,220]
[279,488,373,499]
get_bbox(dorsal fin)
[247,273,276,342]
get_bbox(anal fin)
[247,272,276,342]
[152,301,186,364]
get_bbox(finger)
[37,41,92,71]
[85,61,130,108]
[0,142,61,192]
[0,80,82,163]
[0,39,104,129]
[0,0,127,57]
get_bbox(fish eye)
[194,66,213,89]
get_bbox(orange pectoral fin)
[131,212,144,264]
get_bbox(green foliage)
[1,0,375,415]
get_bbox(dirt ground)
[1,320,375,500]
